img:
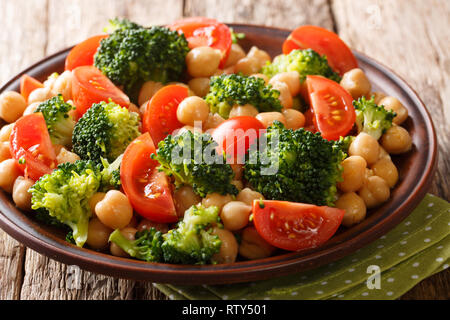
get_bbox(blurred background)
[0,0,448,300]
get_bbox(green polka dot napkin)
[154,194,450,300]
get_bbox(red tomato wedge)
[142,85,188,145]
[121,133,177,223]
[10,113,57,181]
[306,75,355,140]
[283,25,358,75]
[211,116,265,164]
[252,200,345,251]
[169,17,232,68]
[72,66,130,118]
[20,75,44,102]
[65,34,108,71]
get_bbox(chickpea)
[95,190,133,229]
[271,81,293,109]
[12,176,34,211]
[138,81,164,106]
[247,46,271,68]
[231,180,244,191]
[371,158,398,188]
[379,96,408,125]
[221,201,252,231]
[23,102,41,116]
[212,227,238,264]
[86,218,113,250]
[110,227,137,257]
[0,123,13,142]
[340,68,371,99]
[335,192,367,227]
[28,87,53,104]
[0,159,21,193]
[126,214,139,228]
[52,71,73,101]
[365,168,374,180]
[140,101,149,115]
[137,219,169,233]
[0,91,27,123]
[358,176,390,208]
[269,71,301,96]
[256,112,287,128]
[239,226,275,260]
[236,188,264,206]
[188,78,210,97]
[378,146,391,160]
[224,43,246,68]
[176,96,210,126]
[203,113,225,131]
[234,57,261,76]
[229,104,259,118]
[186,46,222,77]
[348,132,380,165]
[175,125,202,136]
[381,125,412,154]
[89,192,106,215]
[337,156,367,192]
[202,193,233,210]
[282,109,305,130]
[173,185,201,218]
[43,72,59,90]
[251,73,269,84]
[128,103,140,115]
[56,147,80,164]
[0,141,11,162]
[371,92,386,105]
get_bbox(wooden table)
[0,0,448,300]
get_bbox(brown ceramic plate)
[0,24,437,285]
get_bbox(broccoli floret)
[94,19,189,99]
[335,135,355,154]
[262,49,341,83]
[29,160,102,247]
[161,205,222,265]
[108,228,164,262]
[99,154,123,191]
[230,28,245,43]
[244,121,345,206]
[205,74,283,119]
[152,130,238,197]
[354,96,396,140]
[72,101,140,164]
[104,17,141,33]
[35,94,75,147]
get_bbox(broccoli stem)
[108,229,138,257]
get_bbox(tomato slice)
[20,75,44,102]
[72,66,130,118]
[306,75,355,140]
[142,85,188,145]
[169,17,232,68]
[121,133,177,223]
[211,116,265,164]
[10,113,57,181]
[252,200,345,251]
[65,35,108,71]
[283,25,358,75]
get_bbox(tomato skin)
[72,66,130,117]
[121,133,177,223]
[10,113,57,181]
[211,116,265,164]
[252,200,345,251]
[142,85,188,145]
[169,17,232,68]
[65,35,108,71]
[283,25,358,75]
[20,75,44,102]
[306,75,355,140]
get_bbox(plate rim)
[0,23,438,285]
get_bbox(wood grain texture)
[331,0,450,300]
[0,0,448,300]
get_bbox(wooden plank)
[184,0,335,30]
[19,0,181,300]
[0,0,49,300]
[331,0,450,300]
